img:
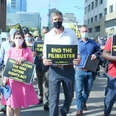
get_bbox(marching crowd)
[0,10,116,116]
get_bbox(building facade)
[63,13,78,28]
[84,0,116,40]
[7,0,27,13]
[7,12,41,28]
[48,8,57,29]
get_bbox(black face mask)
[53,21,62,29]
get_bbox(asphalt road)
[0,72,116,116]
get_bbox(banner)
[46,44,77,64]
[3,58,34,84]
[34,41,44,57]
[111,35,116,56]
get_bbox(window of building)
[88,19,90,24]
[88,4,90,12]
[99,13,102,19]
[91,1,94,10]
[105,19,116,28]
[11,0,16,8]
[95,26,100,32]
[88,28,92,33]
[109,5,113,13]
[95,15,97,21]
[104,8,107,15]
[91,17,93,23]
[100,0,103,4]
[85,7,87,14]
[95,0,98,7]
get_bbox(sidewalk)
[66,76,116,116]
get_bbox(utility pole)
[0,0,7,32]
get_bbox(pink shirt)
[7,47,33,64]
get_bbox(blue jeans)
[75,69,94,110]
[49,66,75,116]
[104,75,116,116]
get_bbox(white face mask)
[81,32,88,39]
[15,39,24,48]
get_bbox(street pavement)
[0,73,116,116]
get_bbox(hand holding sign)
[2,77,8,87]
[73,58,81,65]
[16,57,26,65]
[73,54,81,65]
[3,58,34,84]
[91,54,97,60]
[43,58,52,66]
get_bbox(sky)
[27,0,84,26]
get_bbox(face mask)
[25,37,32,42]
[53,21,62,29]
[15,39,24,48]
[81,32,88,39]
[34,37,39,41]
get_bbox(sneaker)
[60,108,67,116]
[44,104,49,111]
[83,103,87,110]
[0,106,6,114]
[102,114,107,116]
[75,110,83,116]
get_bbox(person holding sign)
[33,27,49,111]
[2,31,39,116]
[102,35,116,116]
[25,32,34,51]
[43,10,80,116]
[41,26,49,111]
[0,28,17,113]
[74,25,100,116]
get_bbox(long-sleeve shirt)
[0,40,12,66]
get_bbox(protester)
[0,28,17,113]
[74,25,100,116]
[41,26,49,111]
[102,36,116,116]
[33,27,49,109]
[33,31,40,41]
[1,31,39,116]
[25,32,33,51]
[41,26,49,40]
[43,10,80,116]
[97,37,106,77]
[98,37,106,50]
[23,27,29,36]
[33,31,44,103]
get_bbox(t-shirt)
[104,37,116,78]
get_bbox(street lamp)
[0,0,6,32]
